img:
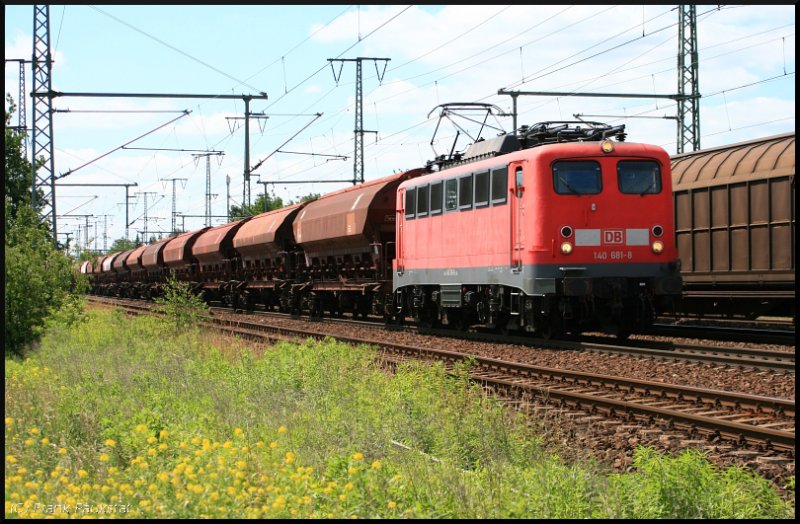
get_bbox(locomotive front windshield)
[617,160,662,195]
[552,161,602,195]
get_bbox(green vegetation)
[4,308,794,519]
[153,277,210,330]
[4,96,87,356]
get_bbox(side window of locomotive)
[617,160,662,195]
[552,161,602,195]
[474,171,490,208]
[459,174,473,210]
[445,179,458,211]
[491,167,508,205]
[405,189,416,220]
[430,181,443,215]
[416,185,429,218]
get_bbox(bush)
[153,276,209,330]
[4,203,87,356]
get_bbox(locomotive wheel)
[539,315,564,340]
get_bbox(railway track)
[88,295,795,455]
[649,321,795,346]
[89,295,796,372]
[228,306,796,372]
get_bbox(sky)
[4,4,796,252]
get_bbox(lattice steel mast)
[328,57,390,185]
[677,4,700,153]
[31,4,57,239]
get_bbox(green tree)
[108,237,140,252]
[5,94,43,223]
[5,96,87,356]
[5,202,88,356]
[229,192,285,219]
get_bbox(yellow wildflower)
[6,455,17,464]
[388,501,397,509]
[352,452,364,461]
[285,452,295,464]
[135,424,148,434]
[104,439,116,448]
[234,427,244,438]
[5,417,13,425]
[77,469,88,478]
[371,460,381,470]
[29,427,40,435]
[278,425,287,433]
[147,436,157,444]
[99,453,110,462]
[58,448,67,455]
[159,429,169,439]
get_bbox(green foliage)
[4,201,87,358]
[153,276,209,330]
[4,310,793,518]
[4,94,41,222]
[601,446,794,518]
[229,191,319,219]
[108,237,140,252]
[229,191,284,219]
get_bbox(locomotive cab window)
[445,179,458,211]
[459,174,473,210]
[491,167,507,205]
[552,161,602,195]
[617,161,662,195]
[430,181,443,215]
[416,185,429,217]
[405,189,416,220]
[474,171,490,208]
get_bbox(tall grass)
[4,308,794,518]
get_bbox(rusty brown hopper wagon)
[233,203,305,284]
[162,228,209,280]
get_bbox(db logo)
[603,229,624,244]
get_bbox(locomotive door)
[510,163,524,271]
[396,188,405,274]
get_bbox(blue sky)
[4,4,795,250]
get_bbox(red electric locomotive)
[391,121,682,337]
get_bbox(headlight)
[600,140,615,153]
[560,242,573,255]
[651,240,664,254]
